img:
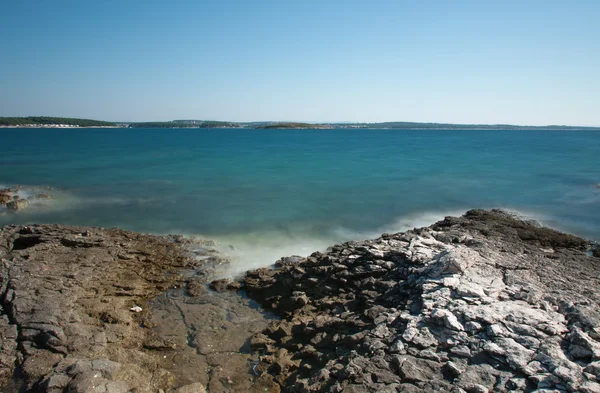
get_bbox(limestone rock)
[3,209,599,393]
[242,209,599,392]
[0,224,196,392]
[175,382,207,393]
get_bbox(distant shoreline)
[2,125,599,131]
[0,125,119,129]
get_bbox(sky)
[1,0,599,125]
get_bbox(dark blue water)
[1,128,598,271]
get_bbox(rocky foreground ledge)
[1,210,599,393]
[241,210,600,393]
[0,224,208,393]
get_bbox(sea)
[1,128,599,275]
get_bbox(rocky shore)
[0,224,209,392]
[242,210,600,393]
[1,210,599,393]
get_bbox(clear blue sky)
[1,0,599,125]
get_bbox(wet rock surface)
[243,209,600,392]
[0,224,208,392]
[143,241,280,393]
[146,287,279,393]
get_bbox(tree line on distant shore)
[0,117,115,127]
[1,117,598,130]
[127,120,239,128]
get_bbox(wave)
[330,209,468,241]
[207,209,470,279]
[205,206,593,279]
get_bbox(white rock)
[483,342,506,356]
[431,309,464,331]
[580,381,600,393]
[431,248,480,277]
[496,337,535,371]
[389,339,405,354]
[402,327,418,342]
[487,324,507,337]
[456,281,487,298]
[443,276,461,288]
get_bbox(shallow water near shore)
[1,128,599,272]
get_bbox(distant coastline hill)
[0,116,115,127]
[122,120,600,130]
[127,120,239,128]
[349,121,600,130]
[1,117,599,130]
[124,120,599,130]
[257,122,329,129]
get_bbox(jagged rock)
[3,209,599,393]
[431,308,464,331]
[242,209,600,393]
[393,355,444,382]
[581,381,600,393]
[445,360,464,378]
[209,278,240,292]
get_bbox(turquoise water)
[1,128,599,272]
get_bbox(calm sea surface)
[1,128,598,273]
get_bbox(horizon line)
[2,115,600,128]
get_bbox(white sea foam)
[207,209,470,279]
[330,209,468,241]
[205,206,590,279]
[0,185,71,217]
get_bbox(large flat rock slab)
[0,224,198,392]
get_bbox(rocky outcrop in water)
[0,185,55,212]
[243,210,600,393]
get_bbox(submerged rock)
[0,192,11,205]
[28,193,54,200]
[0,185,56,211]
[243,209,599,393]
[6,198,29,210]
